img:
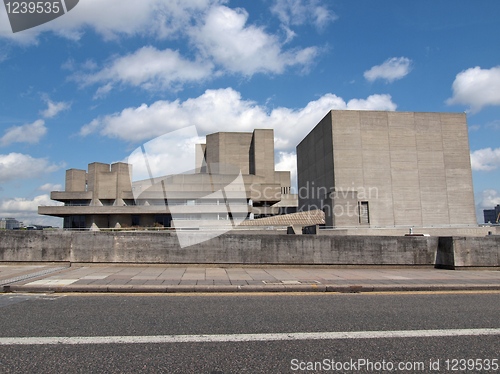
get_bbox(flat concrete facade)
[297,110,477,228]
[39,129,297,229]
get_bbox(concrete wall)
[337,111,476,227]
[0,230,495,266]
[436,236,500,269]
[111,162,133,205]
[298,110,477,229]
[251,129,275,183]
[0,231,72,262]
[297,112,335,225]
[206,132,253,175]
[65,169,86,192]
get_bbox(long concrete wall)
[0,231,498,267]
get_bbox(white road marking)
[0,328,499,345]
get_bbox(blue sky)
[0,0,499,227]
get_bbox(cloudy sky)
[0,0,499,227]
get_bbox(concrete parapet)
[0,230,71,262]
[436,236,500,269]
[0,230,498,266]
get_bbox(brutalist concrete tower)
[297,110,476,228]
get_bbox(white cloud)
[475,189,500,223]
[0,120,46,146]
[40,99,71,118]
[0,194,63,226]
[276,151,297,191]
[486,120,500,130]
[470,148,500,171]
[0,194,61,213]
[346,94,398,111]
[477,189,500,209]
[38,183,63,192]
[75,46,214,94]
[125,127,205,182]
[0,47,8,63]
[1,1,324,93]
[93,83,114,100]
[81,88,397,152]
[271,0,337,31]
[447,66,500,113]
[0,0,221,44]
[364,57,412,83]
[39,3,324,91]
[190,5,318,75]
[0,153,63,182]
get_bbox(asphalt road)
[0,292,498,373]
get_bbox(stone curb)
[3,284,500,294]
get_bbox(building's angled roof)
[240,209,324,226]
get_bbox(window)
[64,215,86,229]
[359,201,369,225]
[154,215,172,227]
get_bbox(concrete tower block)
[65,169,86,192]
[251,129,275,183]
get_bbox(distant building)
[0,217,21,230]
[484,205,500,224]
[39,129,297,229]
[297,110,477,228]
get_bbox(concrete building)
[39,129,297,229]
[0,218,21,230]
[484,205,500,224]
[297,110,477,228]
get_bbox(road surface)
[0,292,498,373]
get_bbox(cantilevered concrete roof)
[240,209,324,226]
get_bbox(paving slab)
[1,264,499,293]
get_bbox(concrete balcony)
[38,204,251,217]
[50,191,93,202]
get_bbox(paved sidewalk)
[0,263,70,286]
[1,264,500,293]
